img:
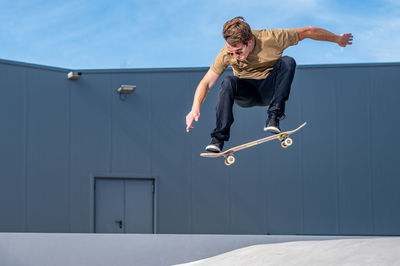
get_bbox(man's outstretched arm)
[186,69,220,132]
[296,27,353,47]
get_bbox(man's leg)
[267,56,297,118]
[206,76,238,152]
[207,76,261,152]
[264,56,297,133]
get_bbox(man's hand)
[186,109,200,132]
[337,33,353,47]
[185,69,220,133]
[297,27,354,47]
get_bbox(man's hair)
[223,16,253,46]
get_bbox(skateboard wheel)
[281,137,292,148]
[225,155,235,166]
[284,137,293,147]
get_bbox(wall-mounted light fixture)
[67,71,82,80]
[117,85,136,101]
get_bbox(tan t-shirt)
[210,29,299,79]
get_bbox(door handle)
[115,220,123,229]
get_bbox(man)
[186,16,353,152]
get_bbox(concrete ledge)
[0,233,389,266]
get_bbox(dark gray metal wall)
[0,58,399,235]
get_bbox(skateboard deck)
[200,122,307,166]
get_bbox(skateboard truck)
[279,134,293,148]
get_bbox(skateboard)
[200,122,307,166]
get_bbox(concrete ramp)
[176,238,400,266]
[1,234,399,266]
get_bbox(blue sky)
[1,0,399,69]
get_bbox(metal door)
[95,178,154,233]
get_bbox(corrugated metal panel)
[25,68,70,232]
[0,63,27,231]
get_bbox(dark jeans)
[211,56,296,141]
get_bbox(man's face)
[226,40,253,61]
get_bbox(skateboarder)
[186,16,353,152]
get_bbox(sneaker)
[264,114,281,134]
[205,138,224,153]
